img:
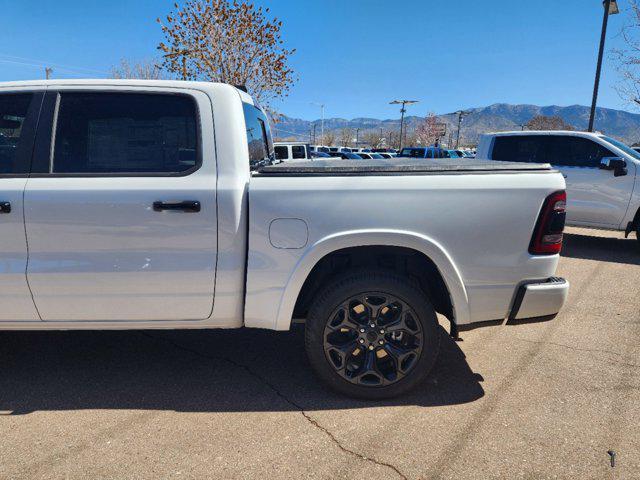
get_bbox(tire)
[305,270,441,399]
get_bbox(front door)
[545,136,635,227]
[0,91,42,321]
[24,89,217,322]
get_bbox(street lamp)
[588,0,620,132]
[390,99,418,150]
[310,102,325,145]
[455,110,469,149]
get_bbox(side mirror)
[599,157,627,177]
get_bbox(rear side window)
[292,145,306,159]
[491,136,545,163]
[274,145,288,160]
[0,93,34,174]
[52,93,198,174]
[545,136,613,168]
[53,93,198,174]
[243,103,273,170]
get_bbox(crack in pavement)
[141,332,409,480]
[513,337,640,369]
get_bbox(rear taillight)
[529,191,567,255]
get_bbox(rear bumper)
[509,277,569,322]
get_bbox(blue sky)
[0,0,634,119]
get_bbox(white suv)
[477,130,640,243]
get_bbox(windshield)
[599,136,640,161]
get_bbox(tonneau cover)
[257,158,553,175]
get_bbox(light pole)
[355,128,360,148]
[455,110,468,149]
[390,99,418,150]
[588,0,619,132]
[311,102,325,145]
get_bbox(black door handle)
[153,201,201,212]
[0,202,10,214]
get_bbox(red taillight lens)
[529,191,567,255]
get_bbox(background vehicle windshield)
[600,136,640,161]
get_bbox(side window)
[52,93,198,174]
[545,136,614,168]
[0,93,34,174]
[274,146,288,160]
[291,145,305,159]
[243,103,273,170]
[491,136,545,163]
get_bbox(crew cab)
[0,80,568,398]
[477,131,640,243]
[274,142,312,162]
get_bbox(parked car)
[356,152,372,159]
[328,152,362,159]
[478,130,640,244]
[398,147,446,158]
[0,80,568,399]
[310,151,331,158]
[274,142,313,161]
[443,150,462,159]
[328,147,353,154]
[377,153,394,159]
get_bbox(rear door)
[24,87,218,322]
[0,91,42,321]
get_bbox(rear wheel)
[305,271,441,399]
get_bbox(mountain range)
[272,103,640,146]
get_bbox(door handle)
[153,201,201,212]
[0,202,11,214]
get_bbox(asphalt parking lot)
[0,226,638,479]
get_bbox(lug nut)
[359,328,365,333]
[378,340,384,345]
[379,329,385,334]
[368,345,375,350]
[369,323,375,328]
[359,339,365,344]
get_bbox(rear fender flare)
[274,229,470,330]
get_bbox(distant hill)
[272,103,640,146]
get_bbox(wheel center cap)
[366,330,378,342]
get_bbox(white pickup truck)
[477,130,640,243]
[0,80,568,398]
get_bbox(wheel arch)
[273,230,469,330]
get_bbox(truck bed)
[257,158,553,176]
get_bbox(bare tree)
[110,58,168,79]
[525,115,574,131]
[157,0,296,108]
[339,128,354,147]
[323,131,336,146]
[361,131,382,148]
[415,113,440,146]
[613,1,640,107]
